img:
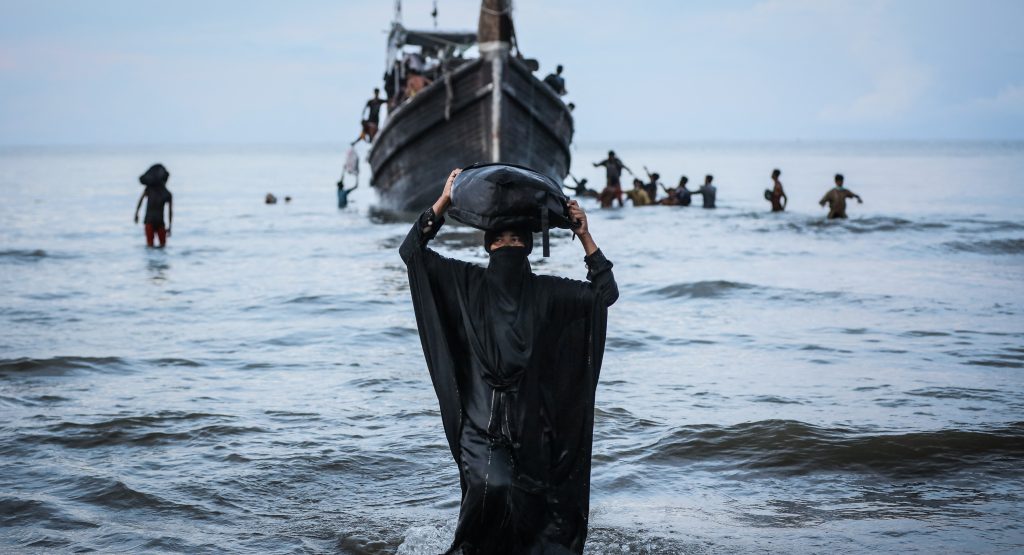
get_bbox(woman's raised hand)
[442,168,462,200]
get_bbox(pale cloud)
[968,84,1024,116]
[806,0,932,122]
[819,65,931,122]
[4,41,154,80]
[0,50,15,71]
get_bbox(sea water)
[1,142,1022,553]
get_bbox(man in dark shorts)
[133,164,173,248]
[593,151,631,208]
[819,174,863,218]
[354,88,386,144]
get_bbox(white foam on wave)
[396,519,456,554]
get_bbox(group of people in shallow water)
[568,150,864,218]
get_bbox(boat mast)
[478,0,512,163]
[478,0,512,44]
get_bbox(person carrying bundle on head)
[400,164,618,554]
[133,164,173,248]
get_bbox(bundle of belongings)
[447,163,577,257]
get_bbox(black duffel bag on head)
[448,163,575,257]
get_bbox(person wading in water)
[819,173,863,219]
[133,164,173,248]
[768,168,788,212]
[400,169,618,554]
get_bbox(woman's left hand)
[568,200,588,237]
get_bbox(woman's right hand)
[432,168,461,217]
[442,168,461,200]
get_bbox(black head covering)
[484,227,534,254]
[139,164,169,188]
[481,245,534,387]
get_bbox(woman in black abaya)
[400,169,618,554]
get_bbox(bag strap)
[540,198,550,257]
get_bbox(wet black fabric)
[400,209,618,555]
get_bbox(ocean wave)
[945,238,1024,255]
[946,218,1024,233]
[68,475,220,518]
[644,281,856,305]
[0,497,98,529]
[0,356,202,375]
[0,356,127,375]
[762,216,952,235]
[636,419,1024,474]
[606,336,648,350]
[0,248,49,262]
[905,387,1005,401]
[21,412,264,449]
[647,280,755,299]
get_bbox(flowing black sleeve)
[399,208,445,265]
[583,249,619,307]
[526,249,617,548]
[399,208,479,467]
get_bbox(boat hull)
[368,53,573,212]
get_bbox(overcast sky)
[1,0,1022,146]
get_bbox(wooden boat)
[368,0,574,212]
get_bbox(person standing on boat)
[354,88,386,144]
[400,169,618,554]
[543,64,567,96]
[819,174,863,219]
[696,174,717,209]
[768,168,788,212]
[133,164,173,248]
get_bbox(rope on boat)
[480,6,511,16]
[444,66,454,121]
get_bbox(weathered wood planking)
[369,54,574,212]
